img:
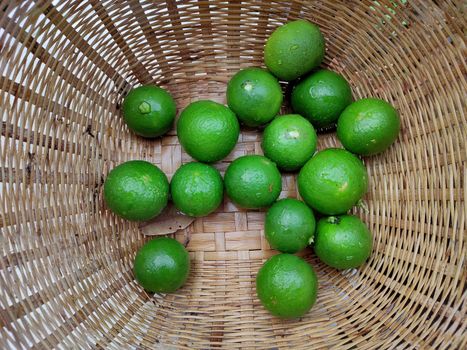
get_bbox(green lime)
[314,215,373,269]
[177,100,240,163]
[261,114,317,171]
[104,160,169,221]
[256,254,318,319]
[224,155,282,209]
[265,198,316,253]
[227,67,283,127]
[337,98,400,155]
[264,19,325,81]
[133,237,190,293]
[122,85,176,138]
[291,69,352,129]
[170,162,223,217]
[298,148,368,215]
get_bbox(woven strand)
[0,0,465,349]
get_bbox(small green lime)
[261,114,317,171]
[256,254,318,319]
[134,237,190,293]
[265,198,316,253]
[224,155,282,209]
[337,98,400,155]
[314,215,373,269]
[227,67,283,127]
[264,19,325,81]
[170,162,223,217]
[104,160,169,221]
[298,148,368,215]
[177,100,240,163]
[122,85,176,138]
[291,69,352,129]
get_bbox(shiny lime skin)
[227,67,283,127]
[261,114,317,171]
[264,19,325,81]
[337,98,400,155]
[224,155,282,209]
[133,237,190,293]
[122,85,176,138]
[265,198,316,253]
[104,160,169,221]
[291,69,352,129]
[298,148,368,215]
[170,162,223,217]
[314,215,373,269]
[256,254,318,319]
[177,100,240,163]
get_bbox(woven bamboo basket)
[0,0,465,349]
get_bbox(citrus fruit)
[177,100,240,163]
[261,114,317,171]
[337,98,400,155]
[133,237,190,293]
[291,69,352,129]
[104,160,169,221]
[122,85,176,138]
[227,67,283,127]
[264,19,325,81]
[256,254,318,319]
[314,215,373,269]
[298,148,368,215]
[265,198,316,253]
[224,155,282,209]
[170,162,223,217]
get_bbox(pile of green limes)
[103,19,400,319]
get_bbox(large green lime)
[122,85,176,138]
[261,114,317,171]
[337,98,400,155]
[134,237,190,293]
[227,67,283,127]
[314,215,373,269]
[104,160,169,221]
[264,20,325,81]
[265,198,316,253]
[298,148,368,215]
[291,69,352,129]
[256,254,318,319]
[224,155,282,209]
[170,162,223,217]
[177,100,240,163]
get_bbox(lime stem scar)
[138,101,151,114]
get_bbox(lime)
[256,254,318,319]
[170,162,223,217]
[265,198,316,253]
[227,67,283,127]
[337,98,400,155]
[104,160,169,221]
[264,19,325,81]
[261,114,317,171]
[122,85,176,138]
[224,155,282,209]
[291,69,352,129]
[298,148,368,215]
[177,100,240,163]
[314,215,372,269]
[133,237,190,293]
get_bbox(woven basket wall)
[0,0,465,349]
